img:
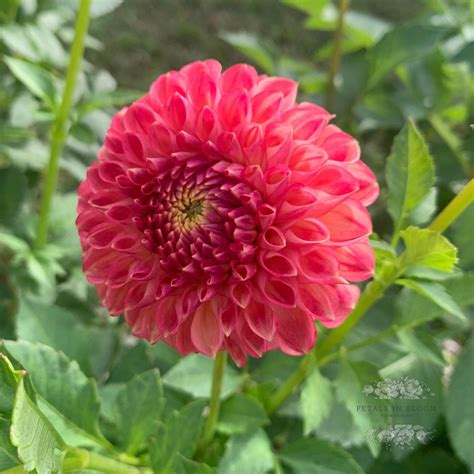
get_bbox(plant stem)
[429,179,474,233]
[63,448,152,473]
[267,353,314,415]
[325,0,350,111]
[266,178,474,414]
[201,351,227,447]
[34,0,91,249]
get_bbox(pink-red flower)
[76,60,378,366]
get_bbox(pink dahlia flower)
[76,60,378,366]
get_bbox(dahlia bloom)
[76,60,378,366]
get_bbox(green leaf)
[0,166,27,224]
[279,438,364,474]
[0,353,22,417]
[446,334,474,471]
[380,353,443,457]
[17,297,118,378]
[220,32,275,74]
[397,329,444,367]
[111,369,165,455]
[0,417,20,470]
[0,0,19,23]
[163,354,241,399]
[300,364,333,435]
[11,377,66,474]
[77,89,142,116]
[396,279,466,324]
[151,400,205,474]
[4,341,106,446]
[90,0,124,17]
[218,429,273,474]
[335,359,389,456]
[3,57,58,109]
[217,394,268,435]
[386,121,435,242]
[400,226,457,272]
[409,187,438,226]
[396,273,474,326]
[367,24,447,88]
[176,455,216,474]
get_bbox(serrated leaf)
[11,377,66,473]
[300,364,333,435]
[279,438,364,474]
[3,56,58,109]
[386,121,435,243]
[396,279,466,324]
[163,354,241,399]
[217,394,268,435]
[218,429,273,474]
[0,353,22,417]
[367,24,447,88]
[446,334,474,471]
[151,400,205,474]
[409,187,438,225]
[335,359,389,456]
[400,226,457,272]
[17,297,118,378]
[4,341,106,447]
[0,417,20,470]
[112,369,165,455]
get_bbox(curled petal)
[275,307,316,355]
[318,199,372,244]
[191,302,224,357]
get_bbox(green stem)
[266,178,474,414]
[266,354,314,415]
[63,448,152,474]
[201,351,227,447]
[429,179,474,233]
[34,0,91,249]
[429,115,472,177]
[325,0,350,111]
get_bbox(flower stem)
[201,351,227,447]
[63,448,152,473]
[429,179,474,233]
[325,0,350,111]
[266,178,474,414]
[34,0,91,249]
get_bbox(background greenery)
[0,0,473,473]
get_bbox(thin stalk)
[429,179,474,233]
[266,178,474,414]
[63,448,152,474]
[325,0,350,111]
[34,0,91,249]
[266,354,314,415]
[201,351,227,447]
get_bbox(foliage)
[0,0,473,473]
